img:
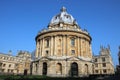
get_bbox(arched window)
[71,38,75,46]
[56,63,62,74]
[71,62,78,77]
[42,62,47,75]
[45,39,49,47]
[35,64,38,73]
[47,39,49,47]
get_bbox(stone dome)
[49,7,78,25]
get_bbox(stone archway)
[56,63,62,74]
[24,69,27,75]
[42,62,47,75]
[71,62,78,77]
[85,64,88,75]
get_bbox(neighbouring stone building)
[93,46,114,75]
[0,51,31,75]
[32,7,93,77]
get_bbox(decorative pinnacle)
[60,6,67,12]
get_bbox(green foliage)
[0,75,49,80]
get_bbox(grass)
[0,74,120,80]
[0,75,46,80]
[0,75,90,80]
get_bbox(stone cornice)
[35,28,92,41]
[34,56,92,62]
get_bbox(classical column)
[80,38,83,57]
[38,40,41,57]
[36,40,39,58]
[77,37,80,57]
[90,44,92,58]
[42,38,44,56]
[61,35,63,56]
[39,39,42,57]
[79,37,81,56]
[50,36,53,56]
[54,36,56,56]
[62,35,65,56]
[66,35,69,56]
[87,41,90,58]
[40,39,43,57]
[55,36,58,56]
[87,40,89,57]
[86,41,88,57]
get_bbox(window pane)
[102,57,105,62]
[71,50,75,54]
[102,63,106,67]
[95,58,97,62]
[71,38,75,46]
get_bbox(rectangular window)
[102,57,105,62]
[0,63,2,67]
[46,50,49,55]
[46,39,49,47]
[103,69,107,73]
[102,63,106,67]
[95,70,98,73]
[9,64,11,67]
[3,64,6,67]
[71,50,75,54]
[95,58,97,62]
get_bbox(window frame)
[71,50,75,54]
[102,63,106,67]
[71,38,75,47]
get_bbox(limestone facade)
[32,7,93,77]
[0,51,31,75]
[93,46,114,75]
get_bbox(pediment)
[67,57,80,61]
[40,57,51,61]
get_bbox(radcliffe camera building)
[0,7,115,77]
[32,7,93,77]
[32,7,115,77]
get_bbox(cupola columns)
[60,6,67,12]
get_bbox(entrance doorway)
[42,62,47,75]
[24,69,27,75]
[71,62,78,77]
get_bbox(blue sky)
[0,0,120,67]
